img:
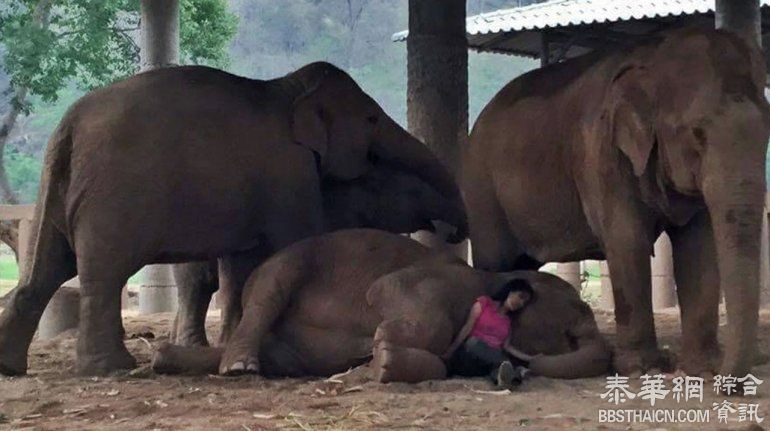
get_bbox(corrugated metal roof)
[392,0,770,42]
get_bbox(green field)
[0,255,18,281]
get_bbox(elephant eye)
[366,115,379,125]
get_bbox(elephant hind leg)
[371,318,451,383]
[0,220,76,376]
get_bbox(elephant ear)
[292,86,328,164]
[607,64,656,177]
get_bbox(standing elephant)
[0,62,465,376]
[171,164,467,347]
[152,229,611,381]
[462,27,770,376]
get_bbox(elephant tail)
[528,337,612,379]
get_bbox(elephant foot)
[678,347,720,377]
[613,347,672,376]
[372,341,446,383]
[0,348,27,376]
[77,347,137,376]
[174,332,210,348]
[219,346,260,376]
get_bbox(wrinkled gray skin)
[171,165,468,347]
[462,28,770,377]
[152,229,611,381]
[0,62,465,376]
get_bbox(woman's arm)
[503,338,540,362]
[441,302,482,360]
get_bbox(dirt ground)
[0,306,768,431]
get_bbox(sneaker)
[511,366,530,384]
[496,360,516,389]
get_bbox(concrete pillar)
[140,0,180,71]
[407,0,469,260]
[651,233,678,310]
[715,0,761,45]
[556,262,581,290]
[138,264,178,314]
[136,0,179,311]
[38,283,80,340]
[599,261,614,310]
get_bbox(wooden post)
[556,262,581,290]
[651,233,677,310]
[407,0,469,260]
[16,218,33,277]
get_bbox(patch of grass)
[0,255,18,281]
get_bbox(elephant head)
[320,166,467,242]
[496,271,611,378]
[284,62,464,234]
[602,28,770,375]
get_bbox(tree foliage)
[0,0,237,110]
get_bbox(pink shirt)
[469,296,511,349]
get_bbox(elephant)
[461,27,770,377]
[170,164,468,347]
[0,62,465,376]
[151,229,611,381]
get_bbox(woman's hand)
[505,344,538,362]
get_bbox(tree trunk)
[0,87,25,206]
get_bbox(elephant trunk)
[372,115,468,239]
[528,337,612,379]
[703,168,765,376]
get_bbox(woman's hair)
[491,278,535,305]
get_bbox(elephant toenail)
[230,361,245,371]
[246,363,258,372]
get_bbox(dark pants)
[449,337,509,379]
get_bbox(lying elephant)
[171,165,467,347]
[152,229,611,381]
[0,62,465,376]
[462,27,770,376]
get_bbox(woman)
[442,279,538,388]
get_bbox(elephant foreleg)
[602,212,664,375]
[219,256,304,375]
[171,260,218,347]
[669,211,721,376]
